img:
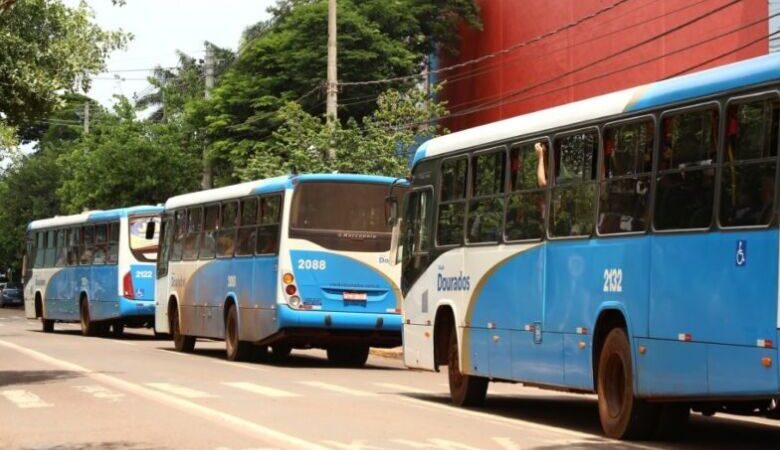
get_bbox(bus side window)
[44,230,56,268]
[599,120,653,234]
[256,195,281,255]
[506,140,548,241]
[107,222,119,264]
[81,226,95,265]
[34,232,45,269]
[68,227,81,266]
[468,148,506,244]
[171,210,186,261]
[157,218,171,276]
[437,157,468,246]
[94,224,107,265]
[55,229,67,267]
[655,107,719,230]
[183,208,202,261]
[237,198,258,256]
[550,130,598,237]
[719,97,779,228]
[217,201,238,258]
[200,205,220,259]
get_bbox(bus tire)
[597,328,659,440]
[271,343,293,359]
[42,318,54,333]
[327,344,370,367]
[225,304,251,361]
[448,326,488,407]
[170,304,195,353]
[80,299,98,337]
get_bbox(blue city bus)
[393,53,780,439]
[155,174,405,366]
[23,206,163,336]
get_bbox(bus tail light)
[288,295,301,308]
[282,273,294,285]
[123,272,135,299]
[285,284,297,296]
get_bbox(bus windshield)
[129,216,161,262]
[290,181,399,252]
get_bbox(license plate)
[343,292,367,301]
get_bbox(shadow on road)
[404,393,780,450]
[0,370,82,387]
[24,442,173,450]
[30,328,167,342]
[155,345,402,371]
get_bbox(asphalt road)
[1,307,780,450]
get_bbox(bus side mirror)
[145,221,157,240]
[385,196,398,226]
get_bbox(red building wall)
[441,0,769,131]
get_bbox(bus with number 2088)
[155,174,406,366]
[389,53,780,440]
[23,206,163,336]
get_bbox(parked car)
[1,282,22,307]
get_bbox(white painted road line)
[1,389,53,409]
[223,382,299,398]
[0,339,329,450]
[299,381,374,397]
[146,382,216,399]
[74,385,125,402]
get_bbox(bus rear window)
[130,216,161,262]
[290,181,402,252]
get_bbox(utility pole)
[201,44,215,190]
[83,102,90,135]
[326,0,338,160]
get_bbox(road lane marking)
[0,339,328,450]
[373,382,435,395]
[223,382,299,398]
[216,360,267,372]
[0,389,53,408]
[146,382,216,399]
[391,438,483,449]
[74,384,125,402]
[492,437,520,450]
[299,381,374,397]
[112,340,137,346]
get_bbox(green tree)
[239,86,447,180]
[0,0,128,148]
[205,0,479,184]
[57,97,201,213]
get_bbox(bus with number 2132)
[389,53,780,440]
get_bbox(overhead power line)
[337,0,634,87]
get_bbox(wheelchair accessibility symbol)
[736,240,747,267]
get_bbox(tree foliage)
[0,0,128,147]
[57,97,201,214]
[239,86,448,180]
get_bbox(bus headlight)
[288,295,301,308]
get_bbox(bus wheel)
[225,304,251,361]
[42,318,54,333]
[597,328,659,440]
[271,343,293,360]
[170,305,195,353]
[80,300,97,337]
[111,322,125,338]
[448,327,487,407]
[327,344,370,367]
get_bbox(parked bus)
[391,53,780,440]
[23,206,163,336]
[155,174,405,366]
